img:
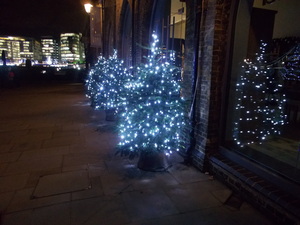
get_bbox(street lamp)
[84,3,93,14]
[82,0,93,70]
[82,0,103,66]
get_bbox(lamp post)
[83,1,93,70]
[84,3,93,14]
[82,0,103,66]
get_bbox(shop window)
[169,0,186,67]
[224,0,300,183]
[121,1,132,67]
[151,0,186,67]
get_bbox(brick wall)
[115,0,123,52]
[102,0,116,56]
[179,0,200,161]
[113,0,152,66]
[192,0,217,171]
[191,0,231,171]
[134,0,152,65]
[211,154,300,224]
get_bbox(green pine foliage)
[85,50,131,111]
[117,33,186,158]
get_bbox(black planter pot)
[137,151,170,172]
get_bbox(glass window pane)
[224,0,300,183]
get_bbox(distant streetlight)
[84,3,93,14]
[82,0,102,66]
[83,1,93,69]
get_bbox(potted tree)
[85,50,131,121]
[117,33,186,171]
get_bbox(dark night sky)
[0,0,88,39]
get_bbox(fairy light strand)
[233,41,287,147]
[117,33,186,157]
[85,50,132,112]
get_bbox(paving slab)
[104,157,139,175]
[0,191,14,212]
[87,163,107,177]
[23,172,45,189]
[0,174,29,193]
[211,188,233,204]
[0,130,29,141]
[42,135,85,148]
[69,144,109,155]
[4,155,63,175]
[0,122,28,133]
[33,170,91,198]
[52,130,79,138]
[62,153,104,171]
[7,188,71,213]
[20,132,53,142]
[100,171,134,195]
[168,163,210,184]
[27,123,62,130]
[131,170,180,190]
[18,146,69,161]
[70,195,130,225]
[0,144,12,153]
[0,151,21,163]
[83,202,129,225]
[1,210,33,225]
[165,181,223,213]
[10,141,42,152]
[121,188,179,221]
[184,177,229,191]
[231,202,274,224]
[31,202,70,225]
[71,176,104,200]
[0,163,8,176]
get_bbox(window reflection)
[225,0,300,182]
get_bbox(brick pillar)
[207,0,231,153]
[102,0,117,57]
[132,0,153,65]
[179,0,201,161]
[192,0,231,171]
[116,0,153,67]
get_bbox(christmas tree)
[85,50,131,112]
[281,44,300,81]
[233,42,286,147]
[85,54,106,109]
[117,33,186,159]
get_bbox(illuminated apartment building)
[1,36,22,63]
[60,33,85,63]
[0,37,9,62]
[20,40,33,60]
[41,37,59,64]
[33,40,42,62]
[0,36,42,65]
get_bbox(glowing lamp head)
[84,3,93,13]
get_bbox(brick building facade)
[89,0,300,224]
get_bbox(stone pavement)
[0,81,275,225]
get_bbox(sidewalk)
[0,82,274,225]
